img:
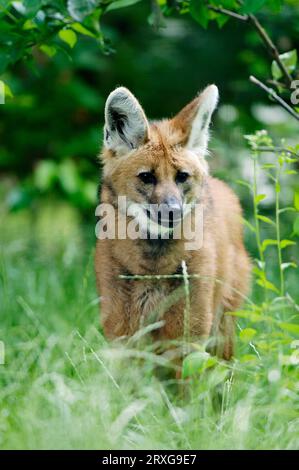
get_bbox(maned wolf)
[95,85,251,359]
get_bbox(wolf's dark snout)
[153,196,183,228]
[163,196,182,220]
[163,196,182,212]
[147,197,182,228]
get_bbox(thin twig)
[248,14,292,86]
[207,5,248,21]
[254,146,299,159]
[275,163,285,297]
[267,79,288,89]
[250,75,299,121]
[0,6,18,23]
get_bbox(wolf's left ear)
[104,87,149,155]
[172,85,219,155]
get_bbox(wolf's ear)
[172,85,219,155]
[104,87,149,155]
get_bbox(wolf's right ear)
[104,87,149,156]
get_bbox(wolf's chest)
[131,280,183,321]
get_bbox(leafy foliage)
[0,1,297,81]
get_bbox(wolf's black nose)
[160,197,183,226]
[163,196,182,213]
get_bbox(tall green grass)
[0,132,299,449]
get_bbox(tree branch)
[267,79,288,89]
[207,5,248,21]
[249,75,299,121]
[248,14,293,87]
[206,4,293,88]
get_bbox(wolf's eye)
[138,172,156,185]
[176,171,190,184]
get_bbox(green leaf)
[257,215,275,226]
[23,19,37,30]
[71,22,96,38]
[182,351,217,378]
[235,179,252,190]
[58,159,81,195]
[285,157,299,164]
[294,191,299,211]
[279,207,296,215]
[252,265,265,280]
[207,366,229,388]
[34,160,57,191]
[261,163,276,169]
[280,239,296,249]
[271,49,297,81]
[11,1,26,15]
[293,216,299,236]
[67,0,97,21]
[279,322,299,335]
[256,278,280,294]
[0,79,13,102]
[105,0,142,13]
[59,29,77,48]
[261,239,277,252]
[215,14,229,29]
[281,262,297,271]
[255,194,266,204]
[241,0,266,14]
[189,0,209,29]
[81,181,97,205]
[239,328,257,343]
[39,45,57,58]
[240,354,258,363]
[5,82,13,98]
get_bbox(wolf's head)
[100,85,218,232]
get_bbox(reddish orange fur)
[95,93,251,360]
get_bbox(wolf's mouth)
[145,208,181,228]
